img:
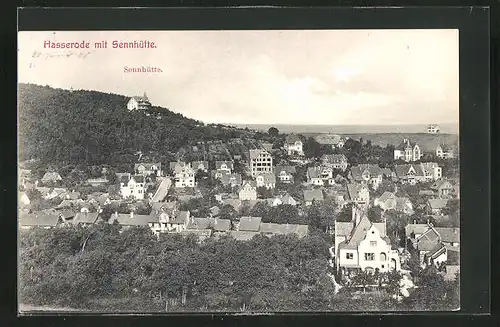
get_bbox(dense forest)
[19,223,459,312]
[18,83,247,166]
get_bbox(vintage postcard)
[18,29,460,313]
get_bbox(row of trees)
[19,222,459,312]
[19,223,336,312]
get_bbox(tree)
[256,186,273,199]
[367,206,383,223]
[304,137,323,159]
[336,203,353,222]
[219,205,238,221]
[268,127,279,137]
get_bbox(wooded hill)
[18,83,248,166]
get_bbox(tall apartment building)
[248,149,273,177]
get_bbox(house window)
[345,253,353,259]
[364,253,375,261]
[370,241,377,247]
[381,265,385,269]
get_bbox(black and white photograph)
[17,29,460,313]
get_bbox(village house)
[211,169,231,180]
[427,198,449,215]
[303,189,324,206]
[306,166,336,186]
[57,210,76,223]
[169,161,187,173]
[187,217,232,238]
[349,164,384,190]
[174,164,195,188]
[43,187,68,200]
[127,92,151,110]
[117,173,146,200]
[110,212,158,231]
[346,183,370,206]
[72,212,100,227]
[265,196,283,207]
[334,206,401,275]
[230,216,262,241]
[239,180,258,201]
[255,172,276,189]
[19,212,62,230]
[220,173,242,188]
[393,139,422,162]
[41,172,62,184]
[394,164,426,185]
[320,154,348,171]
[215,161,234,174]
[134,162,162,176]
[374,191,414,215]
[420,162,443,181]
[191,161,209,173]
[248,149,273,177]
[436,144,455,159]
[275,165,296,183]
[284,134,304,156]
[87,178,109,187]
[280,193,297,206]
[260,223,309,238]
[430,179,454,198]
[405,223,459,268]
[427,124,440,134]
[315,134,346,149]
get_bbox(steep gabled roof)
[221,173,242,186]
[377,191,396,204]
[19,212,60,227]
[434,227,460,244]
[72,212,99,225]
[335,221,354,238]
[256,172,276,184]
[307,167,321,179]
[321,154,347,164]
[347,215,372,245]
[346,183,368,201]
[134,162,161,171]
[428,198,448,210]
[430,179,453,190]
[405,223,429,237]
[249,149,269,159]
[275,165,296,174]
[41,172,62,181]
[280,193,296,205]
[239,216,262,232]
[394,164,424,178]
[303,189,324,202]
[285,134,301,144]
[415,226,441,251]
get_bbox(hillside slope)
[18,83,244,165]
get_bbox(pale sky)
[18,30,459,125]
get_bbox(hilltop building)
[127,92,151,111]
[427,124,440,134]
